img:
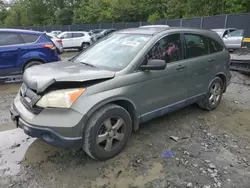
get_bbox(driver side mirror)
[224,34,228,38]
[140,59,167,71]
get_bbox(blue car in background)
[0,29,60,79]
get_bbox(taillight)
[56,39,62,44]
[41,43,56,50]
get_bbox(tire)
[23,60,43,72]
[198,77,224,111]
[79,42,90,51]
[83,104,132,160]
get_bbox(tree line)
[0,0,249,27]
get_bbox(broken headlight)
[36,88,84,108]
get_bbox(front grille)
[20,84,43,114]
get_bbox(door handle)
[176,65,186,70]
[208,58,214,62]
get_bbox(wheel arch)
[84,97,139,133]
[22,58,45,73]
[216,72,227,92]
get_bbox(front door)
[223,30,243,49]
[135,33,189,120]
[0,32,24,77]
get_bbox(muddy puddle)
[0,129,35,175]
[0,84,20,132]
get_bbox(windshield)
[74,33,151,71]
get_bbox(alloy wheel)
[96,117,126,152]
[208,82,222,106]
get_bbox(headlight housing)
[36,88,84,108]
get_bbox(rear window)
[0,32,23,46]
[20,33,40,43]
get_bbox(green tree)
[3,0,250,27]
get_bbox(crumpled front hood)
[23,61,115,92]
[231,48,250,61]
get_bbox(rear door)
[0,32,24,76]
[72,33,85,47]
[184,33,214,97]
[20,32,42,54]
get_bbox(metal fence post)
[224,14,228,28]
[165,20,168,25]
[200,17,203,28]
[126,22,128,28]
[180,18,183,27]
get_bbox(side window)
[229,29,236,34]
[228,30,242,37]
[184,34,209,58]
[147,34,182,63]
[62,33,72,39]
[0,32,23,46]
[208,38,223,53]
[20,34,39,43]
[73,33,84,38]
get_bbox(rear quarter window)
[73,33,85,38]
[20,33,40,43]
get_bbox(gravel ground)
[0,70,250,188]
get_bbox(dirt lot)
[0,71,250,188]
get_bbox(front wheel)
[83,104,132,160]
[198,77,224,111]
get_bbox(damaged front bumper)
[10,107,82,149]
[9,91,85,149]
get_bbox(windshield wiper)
[80,62,98,68]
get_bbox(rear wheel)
[23,60,43,72]
[198,77,224,111]
[83,104,132,160]
[79,42,90,51]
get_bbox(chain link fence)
[6,13,250,32]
